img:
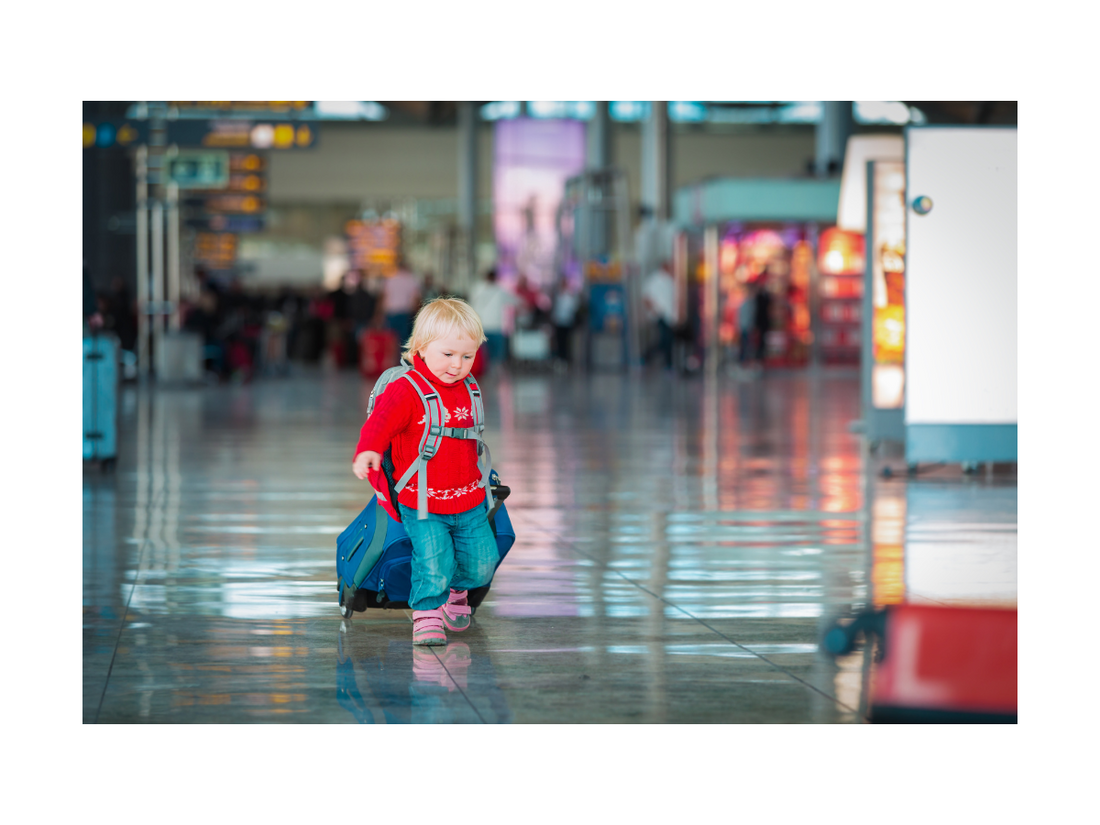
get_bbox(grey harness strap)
[391,370,491,520]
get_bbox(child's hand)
[353,451,382,480]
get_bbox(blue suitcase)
[336,473,514,618]
[83,334,118,469]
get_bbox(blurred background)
[82,99,1017,385]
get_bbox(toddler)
[352,298,498,646]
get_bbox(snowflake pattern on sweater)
[404,478,483,501]
[416,405,473,426]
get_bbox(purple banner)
[493,119,586,288]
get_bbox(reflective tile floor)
[83,365,1017,723]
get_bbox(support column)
[638,102,672,278]
[167,181,181,331]
[151,199,165,364]
[703,224,720,376]
[586,102,613,262]
[815,101,854,177]
[641,101,671,221]
[457,101,478,295]
[147,102,168,379]
[586,101,611,170]
[135,144,150,378]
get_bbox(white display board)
[906,128,1017,425]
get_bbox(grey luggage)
[83,333,118,470]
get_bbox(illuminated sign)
[83,120,148,148]
[166,120,317,149]
[345,219,400,276]
[166,151,230,189]
[870,161,907,409]
[186,194,266,214]
[818,228,866,276]
[718,240,738,276]
[193,232,238,270]
[229,153,265,173]
[183,153,268,232]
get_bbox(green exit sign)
[166,151,230,189]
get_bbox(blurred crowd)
[85,261,587,383]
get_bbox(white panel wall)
[906,128,1017,424]
[267,122,815,206]
[268,124,495,201]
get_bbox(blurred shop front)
[673,177,863,371]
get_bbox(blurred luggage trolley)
[509,327,552,371]
[824,604,1017,723]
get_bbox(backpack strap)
[393,370,445,520]
[465,377,493,512]
[366,363,412,417]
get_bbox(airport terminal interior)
[83,100,1017,724]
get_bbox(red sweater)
[354,354,485,514]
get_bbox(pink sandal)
[412,608,447,646]
[441,589,472,632]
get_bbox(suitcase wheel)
[339,584,356,619]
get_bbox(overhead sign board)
[169,101,311,112]
[185,216,265,233]
[167,119,317,149]
[345,219,400,276]
[193,231,239,270]
[83,120,149,149]
[184,193,267,214]
[166,151,230,189]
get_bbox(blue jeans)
[398,502,499,611]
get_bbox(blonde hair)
[403,297,486,362]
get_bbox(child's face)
[419,331,479,384]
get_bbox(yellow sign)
[273,124,295,148]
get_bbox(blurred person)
[514,274,549,330]
[349,271,378,343]
[383,256,421,347]
[184,288,227,378]
[642,260,676,370]
[295,285,331,363]
[738,284,757,367]
[327,271,359,368]
[550,276,580,367]
[106,276,137,352]
[83,261,103,331]
[753,273,773,366]
[469,268,521,367]
[352,298,497,647]
[420,272,443,305]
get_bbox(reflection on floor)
[83,366,1016,723]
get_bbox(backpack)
[365,359,494,522]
